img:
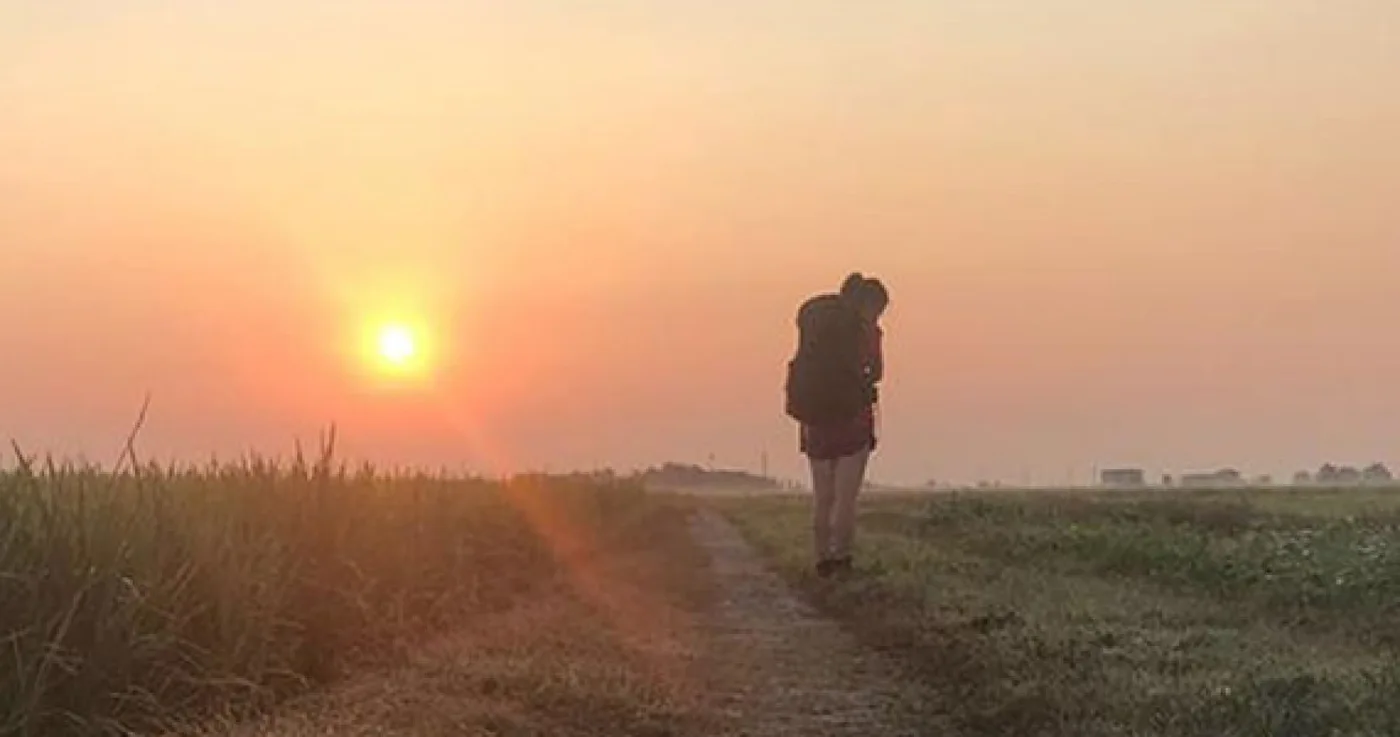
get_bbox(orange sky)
[3,1,1398,484]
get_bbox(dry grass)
[1,437,712,737]
[193,502,717,737]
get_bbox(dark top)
[799,320,882,461]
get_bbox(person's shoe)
[815,558,836,578]
[831,556,854,575]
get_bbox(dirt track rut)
[689,509,932,736]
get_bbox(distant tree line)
[635,462,781,490]
[1294,463,1394,486]
[505,463,791,491]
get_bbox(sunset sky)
[3,1,1398,485]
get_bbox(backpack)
[784,294,869,425]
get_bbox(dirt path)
[200,508,934,736]
[690,509,933,737]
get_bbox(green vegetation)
[721,488,1400,737]
[23,429,1400,737]
[1,442,707,736]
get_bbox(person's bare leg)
[809,457,838,563]
[830,447,872,563]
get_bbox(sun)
[356,316,437,382]
[377,325,417,366]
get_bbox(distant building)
[1181,468,1244,488]
[1100,468,1146,487]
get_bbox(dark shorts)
[801,410,876,461]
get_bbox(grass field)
[0,443,712,737]
[720,486,1400,737]
[18,440,1400,737]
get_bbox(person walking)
[785,273,889,577]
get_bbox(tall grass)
[0,439,649,736]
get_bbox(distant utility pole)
[761,450,770,479]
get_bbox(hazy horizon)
[4,1,1398,486]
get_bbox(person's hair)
[859,277,889,311]
[839,272,865,300]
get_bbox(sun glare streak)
[421,401,694,694]
[349,298,694,692]
[499,477,694,690]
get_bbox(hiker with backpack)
[785,273,889,577]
